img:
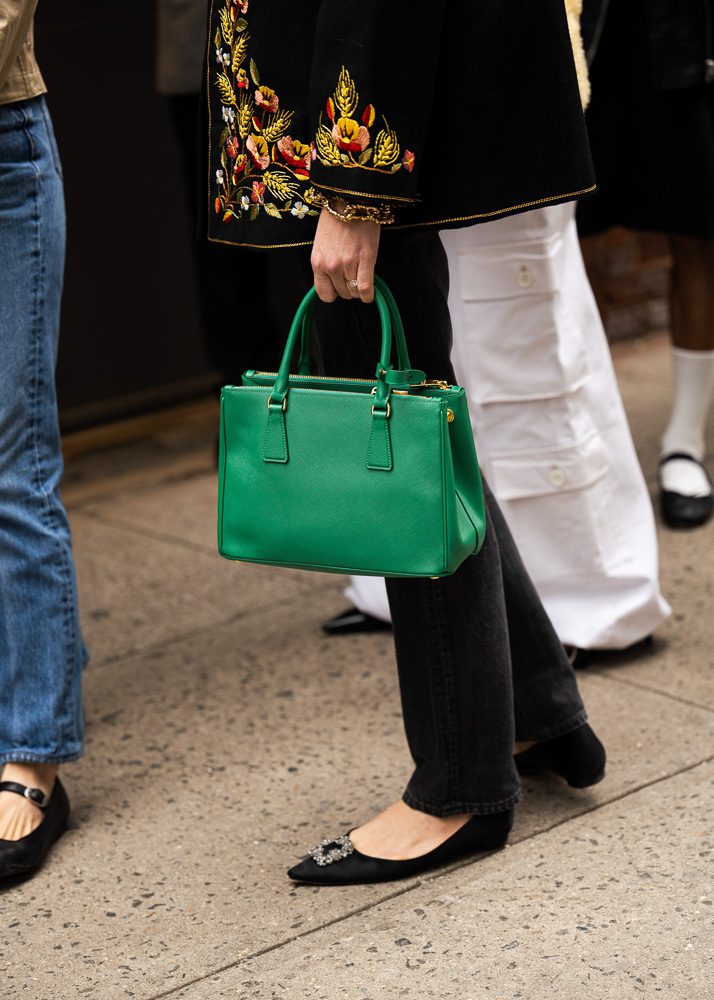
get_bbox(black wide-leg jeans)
[311,231,588,816]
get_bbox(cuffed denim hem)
[0,748,83,766]
[402,787,522,818]
[515,709,588,746]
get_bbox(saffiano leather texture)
[218,277,486,577]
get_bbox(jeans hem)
[0,749,83,766]
[515,709,588,745]
[402,787,521,818]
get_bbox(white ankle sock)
[660,347,714,496]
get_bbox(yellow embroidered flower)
[232,153,247,182]
[277,136,311,177]
[255,86,279,113]
[332,117,370,153]
[247,133,270,169]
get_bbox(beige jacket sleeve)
[0,0,44,104]
[564,0,591,109]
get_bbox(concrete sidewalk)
[2,333,712,1000]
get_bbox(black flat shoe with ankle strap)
[0,778,70,879]
[287,809,514,886]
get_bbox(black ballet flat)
[0,779,70,879]
[515,723,606,789]
[659,453,713,529]
[288,809,513,886]
[322,607,392,636]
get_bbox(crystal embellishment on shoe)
[308,835,355,867]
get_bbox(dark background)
[36,4,214,430]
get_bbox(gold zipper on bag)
[250,372,453,390]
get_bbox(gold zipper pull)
[416,379,451,390]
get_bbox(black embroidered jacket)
[206,0,596,248]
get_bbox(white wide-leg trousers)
[346,203,670,649]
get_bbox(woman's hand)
[311,206,381,304]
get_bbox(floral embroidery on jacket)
[212,0,318,224]
[315,67,415,176]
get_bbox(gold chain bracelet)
[304,187,395,225]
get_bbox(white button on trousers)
[346,203,670,650]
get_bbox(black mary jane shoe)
[515,723,606,789]
[288,809,513,886]
[0,779,70,879]
[322,606,392,636]
[659,453,713,529]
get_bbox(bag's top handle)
[296,275,413,377]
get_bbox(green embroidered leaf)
[217,73,237,107]
[250,58,260,86]
[214,29,221,48]
[264,202,282,219]
[219,127,230,147]
[220,149,228,170]
[390,163,402,173]
[358,147,372,165]
[235,17,248,31]
[307,210,320,217]
[249,205,260,221]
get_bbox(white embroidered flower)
[215,47,223,64]
[241,195,250,211]
[222,106,236,124]
[222,52,231,65]
[290,201,309,219]
[215,169,225,185]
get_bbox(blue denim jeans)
[0,96,86,764]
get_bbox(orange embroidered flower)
[277,136,311,174]
[247,134,270,169]
[362,105,376,127]
[232,154,247,181]
[231,0,248,12]
[215,197,222,214]
[402,150,415,173]
[236,68,249,89]
[255,86,279,113]
[333,117,370,153]
[225,136,240,160]
[251,180,266,204]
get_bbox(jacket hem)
[392,183,598,231]
[206,182,597,249]
[310,181,418,204]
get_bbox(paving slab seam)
[589,666,714,715]
[86,584,339,674]
[64,464,216,513]
[75,506,232,560]
[141,753,714,1000]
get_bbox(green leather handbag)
[217,276,486,577]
